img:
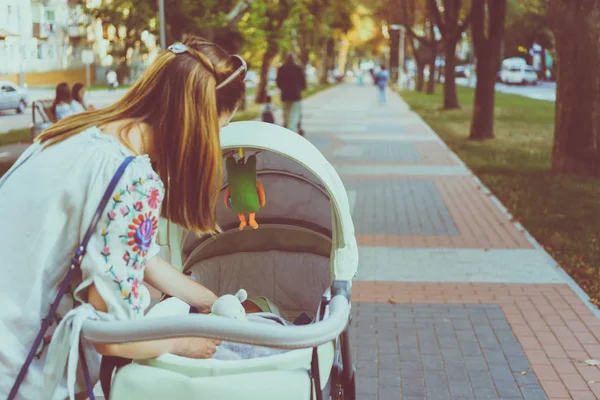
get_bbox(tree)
[401,0,438,93]
[240,0,298,103]
[503,0,552,77]
[468,0,507,141]
[86,0,156,82]
[549,0,600,176]
[158,0,252,52]
[428,0,472,108]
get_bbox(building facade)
[0,0,158,86]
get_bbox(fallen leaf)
[521,371,527,375]
[388,297,398,304]
[585,359,600,366]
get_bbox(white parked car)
[500,65,538,85]
[0,81,28,114]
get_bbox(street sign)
[82,50,94,65]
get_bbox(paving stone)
[441,347,463,363]
[422,354,445,371]
[460,341,484,356]
[521,387,548,400]
[399,349,421,362]
[448,380,476,399]
[464,355,488,371]
[468,371,496,390]
[401,377,426,397]
[506,356,531,373]
[356,374,378,395]
[379,353,401,370]
[482,347,509,364]
[489,363,515,382]
[399,361,423,378]
[379,385,402,399]
[472,388,500,400]
[512,371,539,387]
[495,380,523,398]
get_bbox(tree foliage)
[85,0,157,80]
[504,0,552,59]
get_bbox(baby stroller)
[81,121,359,400]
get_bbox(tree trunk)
[426,64,436,94]
[426,45,437,94]
[549,0,600,175]
[468,0,507,141]
[469,56,497,140]
[416,61,425,92]
[317,40,329,85]
[255,49,276,104]
[540,46,547,81]
[390,28,400,83]
[117,58,129,84]
[299,39,310,68]
[443,37,460,109]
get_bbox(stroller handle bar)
[81,282,352,350]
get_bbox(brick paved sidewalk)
[301,84,600,399]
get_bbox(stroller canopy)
[182,121,358,282]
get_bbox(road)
[0,88,129,134]
[456,77,556,101]
[0,86,277,134]
[0,79,554,134]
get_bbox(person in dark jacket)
[275,53,307,133]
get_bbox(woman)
[70,82,94,113]
[0,36,246,399]
[52,82,75,121]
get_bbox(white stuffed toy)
[210,289,248,321]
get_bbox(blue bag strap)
[8,155,136,400]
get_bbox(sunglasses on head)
[168,43,247,91]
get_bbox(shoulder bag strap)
[8,156,136,400]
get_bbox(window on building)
[45,9,56,23]
[37,44,43,60]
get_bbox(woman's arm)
[144,255,218,313]
[88,284,219,359]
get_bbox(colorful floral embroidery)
[147,188,161,209]
[100,172,163,313]
[127,212,158,256]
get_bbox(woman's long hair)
[37,36,246,234]
[71,82,87,109]
[52,82,71,112]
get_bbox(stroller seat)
[110,295,335,399]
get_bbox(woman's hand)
[145,256,218,312]
[172,338,222,359]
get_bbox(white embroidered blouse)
[0,127,164,399]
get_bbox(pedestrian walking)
[375,66,390,104]
[275,53,307,134]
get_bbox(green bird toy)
[223,149,266,230]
